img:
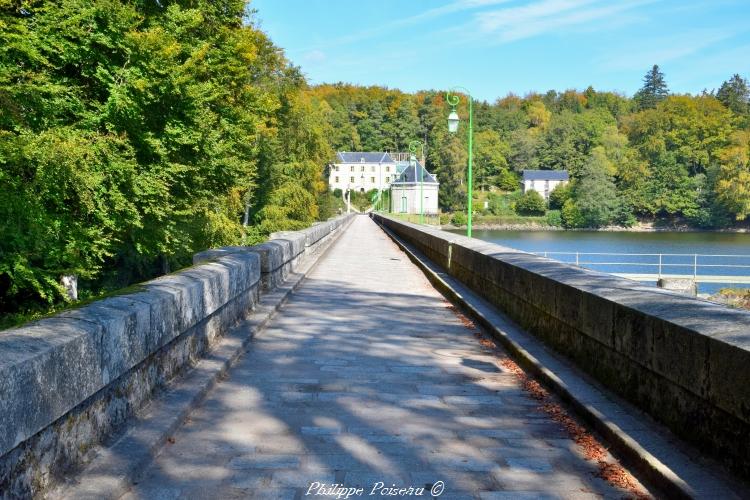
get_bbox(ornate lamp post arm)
[446,87,473,237]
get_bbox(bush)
[548,184,571,210]
[333,188,343,198]
[487,192,513,216]
[497,169,519,191]
[439,213,451,225]
[613,203,637,227]
[545,210,563,227]
[515,190,547,215]
[451,212,467,225]
[561,199,585,228]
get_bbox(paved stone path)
[123,216,645,500]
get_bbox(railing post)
[658,254,662,278]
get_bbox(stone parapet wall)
[372,213,750,477]
[0,213,354,497]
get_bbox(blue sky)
[250,0,750,102]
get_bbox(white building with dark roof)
[522,170,569,200]
[329,152,406,194]
[390,161,439,215]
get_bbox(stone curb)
[51,216,355,500]
[376,220,747,500]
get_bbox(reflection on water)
[448,229,750,294]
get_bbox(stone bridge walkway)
[123,216,646,499]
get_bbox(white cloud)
[598,30,741,71]
[458,0,658,44]
[477,0,597,33]
[303,49,327,64]
[300,0,516,51]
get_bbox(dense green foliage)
[309,68,750,230]
[515,190,546,216]
[0,1,332,316]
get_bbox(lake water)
[446,229,750,294]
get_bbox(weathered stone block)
[146,276,205,337]
[192,245,248,265]
[270,231,306,257]
[707,332,750,423]
[0,318,103,455]
[657,277,697,296]
[650,315,711,398]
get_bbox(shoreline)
[443,222,750,233]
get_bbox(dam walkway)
[119,216,647,499]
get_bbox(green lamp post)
[409,140,425,224]
[446,87,473,238]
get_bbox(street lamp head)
[448,110,460,134]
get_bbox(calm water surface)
[447,229,750,294]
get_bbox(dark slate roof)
[336,152,394,163]
[392,161,438,184]
[522,169,569,181]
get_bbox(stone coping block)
[372,213,750,476]
[268,231,306,258]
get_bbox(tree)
[716,74,750,116]
[526,101,551,129]
[430,132,467,211]
[634,65,669,110]
[716,131,750,220]
[561,199,584,228]
[536,109,614,176]
[507,129,539,172]
[497,169,519,191]
[515,190,546,215]
[0,0,333,316]
[473,129,509,190]
[570,148,622,227]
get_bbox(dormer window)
[360,158,365,163]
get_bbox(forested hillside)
[2,1,750,321]
[307,67,750,229]
[0,1,335,318]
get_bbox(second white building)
[390,161,439,214]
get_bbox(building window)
[335,176,339,183]
[361,165,365,172]
[386,166,390,172]
[371,166,375,172]
[350,166,354,172]
[350,176,354,183]
[401,196,407,213]
[335,166,339,172]
[371,177,375,183]
[385,176,389,182]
